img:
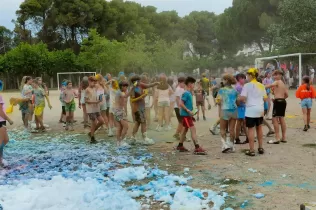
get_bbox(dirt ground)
[2,90,316,210]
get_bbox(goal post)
[255,53,316,86]
[57,72,97,90]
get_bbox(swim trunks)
[272,98,287,117]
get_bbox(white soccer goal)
[57,72,97,90]
[255,53,316,85]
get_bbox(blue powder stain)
[259,180,275,187]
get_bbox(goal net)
[255,53,316,88]
[57,72,97,90]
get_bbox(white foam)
[0,176,141,210]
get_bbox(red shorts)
[182,116,194,128]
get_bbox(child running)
[113,81,133,146]
[296,76,316,131]
[85,76,104,143]
[63,80,77,131]
[216,74,238,153]
[130,75,160,145]
[265,70,288,144]
[176,76,206,155]
[33,77,52,132]
[0,81,14,168]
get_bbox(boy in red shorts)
[177,77,206,155]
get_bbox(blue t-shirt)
[180,91,193,117]
[217,87,238,110]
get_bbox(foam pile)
[0,131,231,210]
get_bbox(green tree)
[79,29,124,75]
[0,26,13,54]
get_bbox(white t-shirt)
[241,81,267,118]
[174,87,185,108]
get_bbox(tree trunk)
[16,77,20,90]
[256,40,265,52]
[268,38,273,52]
[50,77,53,89]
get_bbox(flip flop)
[267,140,280,144]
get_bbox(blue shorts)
[301,98,312,109]
[237,106,246,119]
[264,101,269,111]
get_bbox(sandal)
[258,148,265,154]
[267,140,280,144]
[245,150,256,156]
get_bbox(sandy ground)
[2,90,316,210]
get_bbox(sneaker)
[156,125,162,132]
[30,128,39,133]
[203,116,206,121]
[303,125,308,132]
[90,136,97,144]
[307,125,311,129]
[221,138,230,153]
[108,129,114,137]
[194,147,207,155]
[143,138,155,145]
[130,135,137,145]
[226,140,235,152]
[173,133,180,140]
[176,146,189,152]
[209,127,216,135]
[165,125,172,131]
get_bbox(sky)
[0,0,232,30]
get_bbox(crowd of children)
[2,66,316,167]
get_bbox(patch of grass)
[302,144,316,148]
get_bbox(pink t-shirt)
[0,95,6,122]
